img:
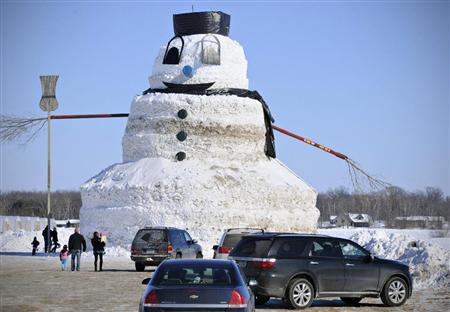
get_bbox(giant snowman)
[80,12,319,250]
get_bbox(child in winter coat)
[31,237,40,256]
[59,245,69,271]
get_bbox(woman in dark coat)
[91,231,105,271]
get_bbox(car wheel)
[286,278,314,309]
[255,295,270,305]
[196,252,203,258]
[176,253,182,259]
[340,297,362,305]
[135,262,145,272]
[381,277,408,306]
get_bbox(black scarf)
[142,87,276,158]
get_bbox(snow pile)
[0,228,130,258]
[81,156,318,257]
[349,230,450,289]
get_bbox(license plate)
[236,260,247,268]
[146,257,154,261]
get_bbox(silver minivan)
[213,228,264,259]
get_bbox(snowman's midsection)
[122,93,268,162]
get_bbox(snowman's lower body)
[80,157,319,256]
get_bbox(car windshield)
[153,263,238,286]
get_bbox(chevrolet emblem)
[189,294,199,299]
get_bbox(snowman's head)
[149,12,249,90]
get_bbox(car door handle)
[310,261,319,265]
[345,263,355,267]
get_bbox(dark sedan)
[139,259,255,312]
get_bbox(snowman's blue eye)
[182,65,194,77]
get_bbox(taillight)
[253,259,276,269]
[229,289,247,306]
[167,244,173,253]
[218,246,232,254]
[144,290,159,304]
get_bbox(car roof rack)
[226,228,265,233]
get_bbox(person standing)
[50,226,59,252]
[91,231,106,271]
[31,237,40,256]
[42,225,49,253]
[59,245,69,271]
[68,227,86,271]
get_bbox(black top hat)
[173,11,230,36]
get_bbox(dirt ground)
[0,254,449,312]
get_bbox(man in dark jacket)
[68,227,86,271]
[42,225,49,253]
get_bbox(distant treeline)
[0,191,81,220]
[0,187,449,224]
[317,186,450,226]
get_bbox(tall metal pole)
[47,111,51,252]
[39,75,59,253]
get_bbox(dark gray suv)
[229,233,412,309]
[131,227,202,271]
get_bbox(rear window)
[152,263,238,286]
[133,229,166,244]
[222,234,246,248]
[268,238,308,258]
[229,238,272,258]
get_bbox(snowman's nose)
[182,65,194,78]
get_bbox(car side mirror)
[192,239,197,244]
[365,254,375,263]
[213,245,218,250]
[141,278,151,285]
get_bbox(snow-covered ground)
[1,227,449,289]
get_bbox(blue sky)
[1,1,449,195]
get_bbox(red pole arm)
[272,124,348,160]
[49,113,348,161]
[50,113,129,120]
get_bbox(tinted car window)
[183,231,192,242]
[269,238,307,258]
[174,230,186,246]
[153,263,237,286]
[310,239,342,258]
[230,238,272,258]
[133,229,166,244]
[339,240,368,258]
[222,234,246,248]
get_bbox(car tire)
[255,295,270,305]
[381,276,408,307]
[286,278,314,309]
[196,252,203,258]
[135,262,145,272]
[340,297,362,305]
[176,253,182,259]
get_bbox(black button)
[176,152,186,161]
[177,131,187,141]
[177,109,188,119]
